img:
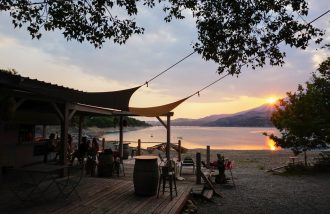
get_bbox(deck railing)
[101,138,183,161]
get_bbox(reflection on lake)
[102,126,280,150]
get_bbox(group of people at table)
[43,134,103,175]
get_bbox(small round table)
[133,156,159,196]
[289,156,298,165]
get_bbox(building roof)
[0,71,139,112]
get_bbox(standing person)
[78,136,89,164]
[215,153,227,184]
[53,136,60,161]
[91,137,99,154]
[43,133,55,163]
[86,138,99,176]
[67,134,73,161]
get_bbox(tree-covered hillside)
[84,116,150,128]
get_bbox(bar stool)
[157,160,177,200]
[113,157,125,177]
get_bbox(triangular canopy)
[0,72,141,111]
[80,86,141,111]
[129,97,190,117]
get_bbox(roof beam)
[156,116,167,129]
[51,102,64,121]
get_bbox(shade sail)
[0,72,141,111]
[79,86,141,111]
[129,97,190,117]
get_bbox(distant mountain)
[171,114,230,126]
[205,104,275,127]
[167,103,276,127]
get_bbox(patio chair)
[157,160,177,200]
[180,156,195,175]
[158,153,165,165]
[4,167,40,202]
[224,160,235,187]
[55,162,85,200]
[113,157,125,177]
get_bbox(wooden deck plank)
[54,204,97,214]
[90,189,126,209]
[89,206,109,214]
[101,185,137,211]
[145,188,181,214]
[126,194,160,214]
[109,188,151,213]
[0,169,194,214]
[159,186,190,214]
[83,180,129,207]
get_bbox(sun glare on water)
[266,138,278,151]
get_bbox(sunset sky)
[0,0,329,119]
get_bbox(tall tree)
[0,0,325,75]
[267,57,330,163]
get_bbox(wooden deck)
[0,168,194,214]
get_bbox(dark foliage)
[84,116,150,128]
[0,0,324,75]
[267,57,330,153]
[0,68,18,75]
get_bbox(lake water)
[102,126,280,151]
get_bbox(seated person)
[43,133,56,163]
[71,136,89,164]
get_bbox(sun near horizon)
[266,96,280,105]
[266,138,278,151]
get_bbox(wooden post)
[178,140,182,162]
[42,125,47,138]
[119,116,123,159]
[78,115,83,145]
[137,139,141,156]
[156,112,173,160]
[60,103,69,166]
[166,114,171,160]
[102,138,105,151]
[196,152,201,184]
[206,145,210,168]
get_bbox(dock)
[0,162,194,214]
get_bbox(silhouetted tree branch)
[266,56,330,156]
[0,0,325,75]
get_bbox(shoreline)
[85,126,149,137]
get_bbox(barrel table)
[123,143,130,160]
[133,155,159,196]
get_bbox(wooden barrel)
[98,152,113,177]
[133,156,159,196]
[123,143,129,160]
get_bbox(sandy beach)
[181,149,330,214]
[69,127,330,213]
